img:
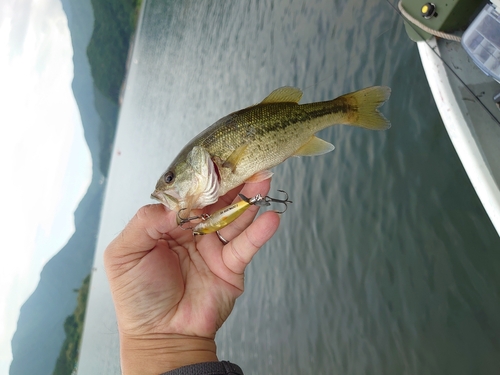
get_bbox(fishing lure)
[177,190,292,236]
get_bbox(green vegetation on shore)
[87,0,142,103]
[87,0,143,176]
[52,274,91,375]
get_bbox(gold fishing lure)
[177,191,292,236]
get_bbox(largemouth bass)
[151,85,391,213]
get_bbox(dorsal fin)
[260,86,303,104]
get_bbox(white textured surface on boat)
[417,37,500,237]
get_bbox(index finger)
[105,204,177,261]
[208,179,272,213]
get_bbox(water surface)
[78,1,500,374]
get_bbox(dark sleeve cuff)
[160,361,244,375]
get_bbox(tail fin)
[340,86,391,130]
[301,86,391,131]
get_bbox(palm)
[105,179,280,340]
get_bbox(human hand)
[104,179,280,374]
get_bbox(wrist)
[120,333,218,375]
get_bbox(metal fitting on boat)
[421,3,437,19]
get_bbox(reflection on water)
[78,0,500,374]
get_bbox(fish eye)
[164,171,175,184]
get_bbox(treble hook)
[176,208,209,229]
[264,189,293,214]
[239,190,292,214]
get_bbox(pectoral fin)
[293,136,335,157]
[261,86,303,104]
[222,144,249,172]
[245,170,274,183]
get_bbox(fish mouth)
[150,190,180,210]
[150,190,166,204]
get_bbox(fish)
[151,85,391,213]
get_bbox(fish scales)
[205,104,314,191]
[202,104,314,163]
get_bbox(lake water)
[78,0,500,374]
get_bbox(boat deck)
[417,37,500,236]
